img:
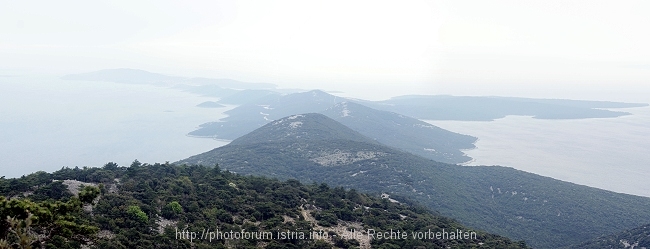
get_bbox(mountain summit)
[229,113,377,146]
[180,113,391,173]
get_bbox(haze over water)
[426,106,650,198]
[0,75,229,178]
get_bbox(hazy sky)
[2,0,650,101]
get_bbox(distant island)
[196,101,225,108]
[360,95,649,121]
[62,69,648,121]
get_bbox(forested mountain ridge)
[178,113,650,248]
[321,101,476,163]
[0,163,528,248]
[189,90,476,164]
[571,223,650,249]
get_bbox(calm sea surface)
[0,75,229,178]
[426,106,650,198]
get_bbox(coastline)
[424,108,650,198]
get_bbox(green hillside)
[0,163,527,248]
[571,223,650,249]
[179,113,650,248]
[322,101,476,163]
[189,90,476,164]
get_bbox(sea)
[425,106,650,198]
[0,75,229,178]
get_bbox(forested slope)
[0,163,528,248]
[571,223,650,249]
[179,113,650,248]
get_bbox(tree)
[161,201,182,219]
[78,186,100,204]
[0,196,98,248]
[127,205,148,223]
[0,212,37,249]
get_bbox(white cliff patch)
[341,102,351,117]
[156,215,177,235]
[61,179,98,196]
[273,114,303,125]
[300,205,370,249]
[414,123,436,129]
[381,193,400,203]
[351,170,368,177]
[311,150,386,166]
[289,121,303,129]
